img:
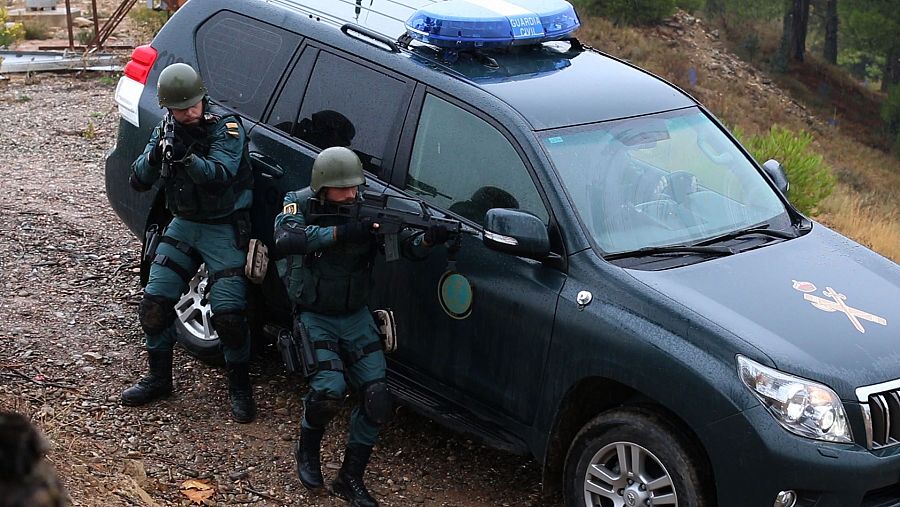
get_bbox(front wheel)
[563,407,712,507]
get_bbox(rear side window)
[406,94,548,226]
[195,12,301,120]
[270,51,411,176]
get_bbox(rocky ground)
[0,74,554,506]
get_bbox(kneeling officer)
[273,147,449,506]
[122,63,256,423]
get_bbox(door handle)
[249,152,284,179]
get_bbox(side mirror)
[483,209,550,260]
[762,159,790,195]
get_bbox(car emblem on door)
[792,280,887,333]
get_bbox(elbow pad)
[274,223,308,255]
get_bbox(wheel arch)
[541,376,717,502]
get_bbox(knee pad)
[304,389,343,428]
[360,378,393,426]
[139,294,176,336]
[211,310,248,349]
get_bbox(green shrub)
[588,0,677,25]
[736,126,836,215]
[882,85,900,134]
[0,8,25,48]
[76,28,94,46]
[22,20,51,40]
[129,6,169,40]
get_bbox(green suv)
[105,1,900,505]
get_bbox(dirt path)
[0,74,554,507]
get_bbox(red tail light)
[123,45,158,85]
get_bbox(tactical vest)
[288,188,377,315]
[163,103,253,221]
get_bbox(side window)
[195,13,301,121]
[406,95,548,226]
[267,48,318,135]
[290,51,410,175]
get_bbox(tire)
[563,407,711,507]
[173,265,224,365]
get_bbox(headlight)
[737,355,852,443]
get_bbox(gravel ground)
[0,74,555,507]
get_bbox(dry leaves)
[180,479,214,504]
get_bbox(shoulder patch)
[225,122,239,129]
[283,203,298,215]
[226,129,240,138]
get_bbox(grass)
[576,14,900,262]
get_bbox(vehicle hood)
[627,224,900,399]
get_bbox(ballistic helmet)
[310,147,364,193]
[157,63,206,109]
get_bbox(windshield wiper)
[702,224,798,245]
[604,244,735,260]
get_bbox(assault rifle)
[159,113,176,179]
[308,190,462,262]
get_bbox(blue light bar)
[405,0,580,50]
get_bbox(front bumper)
[705,404,900,507]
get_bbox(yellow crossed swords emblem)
[792,280,887,334]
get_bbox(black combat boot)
[121,350,174,406]
[226,362,256,423]
[294,426,326,489]
[332,444,378,507]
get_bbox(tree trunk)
[883,47,900,92]
[776,0,811,71]
[791,0,811,62]
[823,0,838,64]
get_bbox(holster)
[294,319,319,378]
[244,238,269,284]
[276,328,302,374]
[232,211,251,250]
[140,224,161,287]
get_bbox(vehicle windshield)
[541,107,788,254]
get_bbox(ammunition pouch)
[141,224,161,287]
[244,239,269,284]
[372,309,397,353]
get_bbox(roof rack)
[266,0,439,40]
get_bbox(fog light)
[774,490,797,507]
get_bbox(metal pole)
[64,0,75,50]
[91,0,100,50]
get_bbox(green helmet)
[157,63,206,109]
[310,147,364,193]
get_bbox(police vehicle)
[105,0,900,505]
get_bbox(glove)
[423,225,451,246]
[147,138,188,166]
[146,140,163,167]
[335,218,376,244]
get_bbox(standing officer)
[122,63,256,423]
[273,147,449,507]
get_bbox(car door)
[374,91,567,425]
[248,44,415,316]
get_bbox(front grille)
[867,389,900,448]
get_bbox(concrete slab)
[8,7,84,28]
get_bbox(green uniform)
[131,101,253,363]
[275,188,429,445]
